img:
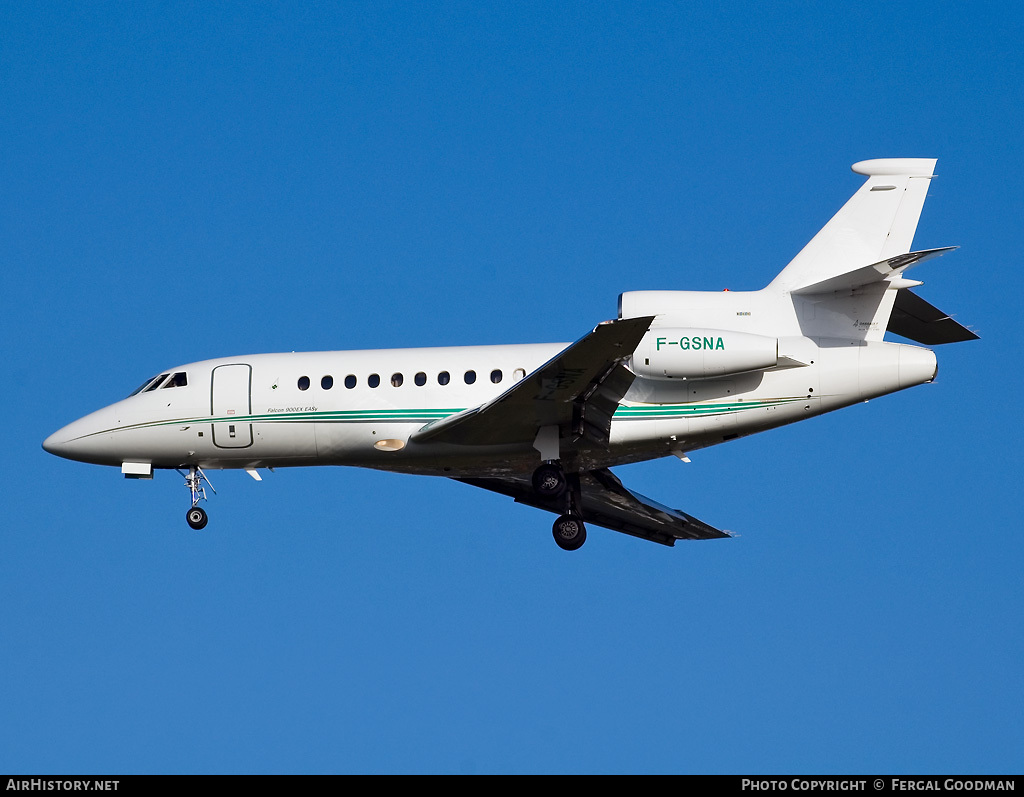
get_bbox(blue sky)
[2,2,1021,774]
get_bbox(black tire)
[532,463,567,498]
[186,506,208,530]
[552,514,586,551]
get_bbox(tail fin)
[769,158,937,294]
[766,158,974,343]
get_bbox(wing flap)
[574,362,635,445]
[412,317,653,447]
[457,468,731,546]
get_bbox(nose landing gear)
[178,466,215,530]
[186,505,208,530]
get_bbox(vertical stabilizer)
[769,158,937,294]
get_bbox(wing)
[412,316,654,448]
[457,468,731,547]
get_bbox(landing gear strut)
[532,461,587,550]
[178,466,215,530]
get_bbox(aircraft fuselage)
[44,336,936,478]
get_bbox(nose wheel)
[186,506,208,530]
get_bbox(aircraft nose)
[42,420,90,460]
[42,405,121,465]
[42,427,71,457]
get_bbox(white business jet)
[43,159,977,550]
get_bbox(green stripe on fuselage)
[89,398,804,438]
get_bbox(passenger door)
[211,363,253,448]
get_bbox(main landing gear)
[532,461,567,498]
[552,513,586,551]
[178,466,215,530]
[532,460,587,551]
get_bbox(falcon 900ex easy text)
[44,159,977,550]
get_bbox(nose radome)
[42,428,68,456]
[42,420,86,460]
[42,405,121,465]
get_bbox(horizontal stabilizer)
[887,290,979,345]
[791,247,957,295]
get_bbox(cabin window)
[464,370,476,385]
[391,372,404,387]
[438,371,450,386]
[321,375,334,390]
[345,375,357,389]
[368,373,380,388]
[414,372,426,386]
[490,369,502,384]
[298,376,310,391]
[160,372,188,389]
[513,368,526,381]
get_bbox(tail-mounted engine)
[631,328,779,380]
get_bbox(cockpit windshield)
[129,374,167,396]
[161,372,188,389]
[127,371,187,397]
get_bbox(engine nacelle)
[632,328,779,380]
